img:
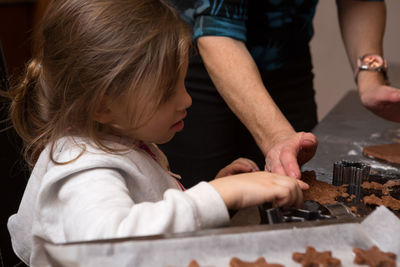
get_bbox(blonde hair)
[7,0,191,167]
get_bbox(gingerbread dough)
[363,143,400,165]
[363,194,400,211]
[301,171,347,205]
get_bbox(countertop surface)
[303,90,400,182]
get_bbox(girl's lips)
[171,120,184,132]
[171,112,187,132]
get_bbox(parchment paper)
[39,206,400,267]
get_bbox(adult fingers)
[265,152,288,176]
[298,132,318,165]
[279,132,318,178]
[279,147,301,179]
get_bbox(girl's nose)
[180,86,192,110]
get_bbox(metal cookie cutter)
[258,201,337,225]
[333,160,371,202]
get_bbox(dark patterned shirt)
[170,0,384,71]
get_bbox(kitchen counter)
[303,90,400,183]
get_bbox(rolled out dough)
[363,143,400,164]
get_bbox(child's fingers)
[212,172,306,210]
[297,179,309,190]
[272,177,304,208]
[275,190,295,208]
[273,184,295,208]
[233,158,259,171]
[243,158,259,171]
[215,159,257,178]
[291,183,304,208]
[229,162,253,174]
[287,179,305,208]
[294,183,304,208]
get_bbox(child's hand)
[209,172,309,210]
[215,158,259,178]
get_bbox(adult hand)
[359,83,400,122]
[264,132,318,179]
[215,158,259,178]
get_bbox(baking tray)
[35,206,400,267]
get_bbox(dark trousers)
[159,51,318,188]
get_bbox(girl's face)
[110,66,192,144]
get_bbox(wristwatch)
[354,53,388,84]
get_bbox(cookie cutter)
[333,160,370,202]
[258,201,343,224]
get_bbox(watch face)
[356,54,389,84]
[361,54,384,70]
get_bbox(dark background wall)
[0,1,49,266]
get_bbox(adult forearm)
[197,36,295,156]
[337,0,385,68]
[337,0,386,88]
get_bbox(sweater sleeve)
[37,168,229,242]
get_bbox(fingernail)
[302,183,310,190]
[302,139,315,146]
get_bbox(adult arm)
[337,0,400,122]
[197,36,317,178]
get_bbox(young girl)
[6,0,308,265]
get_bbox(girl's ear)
[95,95,114,124]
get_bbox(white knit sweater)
[8,136,229,265]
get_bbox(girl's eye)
[162,86,177,103]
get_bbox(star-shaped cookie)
[230,257,284,267]
[187,260,200,267]
[292,246,341,267]
[353,246,396,267]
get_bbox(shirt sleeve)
[191,0,248,42]
[38,168,229,241]
[188,0,384,42]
